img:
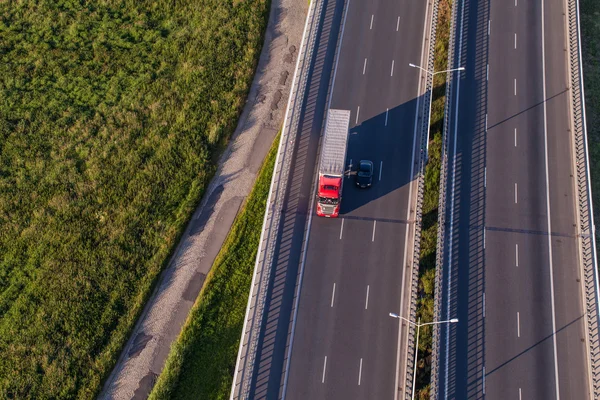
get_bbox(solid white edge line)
[340,218,344,239]
[322,356,328,383]
[358,358,363,385]
[280,0,352,395]
[365,285,370,309]
[379,161,383,181]
[445,0,466,396]
[372,220,377,242]
[394,0,432,397]
[230,0,316,394]
[541,0,561,396]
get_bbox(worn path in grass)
[100,1,307,398]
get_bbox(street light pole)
[407,63,465,164]
[389,313,458,400]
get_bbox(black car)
[356,160,373,188]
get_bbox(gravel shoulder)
[99,0,307,398]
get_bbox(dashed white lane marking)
[484,228,486,249]
[331,283,336,307]
[486,64,489,81]
[390,60,395,76]
[515,183,518,203]
[515,0,517,6]
[396,16,400,31]
[379,161,383,181]
[356,106,360,124]
[515,128,517,147]
[516,244,519,267]
[322,356,328,383]
[483,293,486,318]
[488,20,491,35]
[514,78,517,95]
[363,58,367,75]
[519,388,522,399]
[370,14,374,30]
[517,312,521,337]
[372,220,377,242]
[484,167,487,187]
[365,285,370,309]
[358,358,363,385]
[385,108,389,126]
[485,114,488,131]
[340,218,344,239]
[515,33,517,49]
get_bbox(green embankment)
[0,0,269,397]
[581,0,600,248]
[149,135,279,400]
[414,0,452,398]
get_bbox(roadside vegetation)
[580,0,600,249]
[414,0,452,398]
[149,135,279,400]
[0,0,269,397]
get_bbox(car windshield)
[319,196,339,205]
[358,171,370,177]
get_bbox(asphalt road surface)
[243,0,431,398]
[436,0,590,398]
[283,0,430,398]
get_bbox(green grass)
[149,134,280,400]
[581,0,600,250]
[414,0,452,398]
[0,0,270,398]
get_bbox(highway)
[436,0,591,398]
[239,0,433,397]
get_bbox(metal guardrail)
[403,0,442,398]
[429,0,461,396]
[567,0,600,396]
[230,0,325,397]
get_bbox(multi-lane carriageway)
[237,0,433,397]
[435,0,593,398]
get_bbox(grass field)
[580,0,600,249]
[414,0,452,398]
[0,0,270,398]
[149,135,279,400]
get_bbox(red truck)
[316,109,351,217]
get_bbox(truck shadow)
[338,95,424,218]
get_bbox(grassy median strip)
[414,0,452,398]
[580,0,600,247]
[0,0,269,397]
[149,135,279,400]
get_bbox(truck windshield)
[318,196,339,205]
